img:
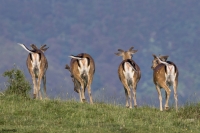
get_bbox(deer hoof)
[33,94,36,99]
[82,99,86,103]
[165,106,169,110]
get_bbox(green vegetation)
[2,66,31,98]
[0,95,199,133]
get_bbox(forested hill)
[0,0,200,105]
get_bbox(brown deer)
[151,54,178,111]
[18,43,49,99]
[65,53,95,104]
[115,47,141,108]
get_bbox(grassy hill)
[0,94,199,133]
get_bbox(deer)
[18,43,49,99]
[151,54,179,112]
[115,47,141,108]
[65,53,95,104]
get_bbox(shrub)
[3,66,31,98]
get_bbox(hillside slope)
[0,95,200,133]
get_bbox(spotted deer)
[115,47,141,108]
[151,54,179,111]
[65,53,95,104]
[18,43,49,99]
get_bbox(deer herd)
[19,44,179,112]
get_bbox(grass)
[0,95,200,133]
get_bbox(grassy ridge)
[0,95,199,133]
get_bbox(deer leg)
[124,84,132,108]
[128,87,132,108]
[77,88,83,103]
[30,71,37,99]
[87,74,94,104]
[156,85,163,111]
[161,84,171,110]
[33,78,37,99]
[87,85,93,104]
[173,80,178,112]
[81,83,86,102]
[79,78,86,102]
[75,76,85,102]
[76,80,84,102]
[42,74,47,99]
[37,78,42,100]
[124,87,129,108]
[132,82,137,108]
[37,72,44,100]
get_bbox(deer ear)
[115,48,124,56]
[41,47,49,52]
[40,44,49,52]
[65,64,71,72]
[129,46,134,51]
[30,44,38,50]
[130,50,138,54]
[118,49,124,52]
[128,47,137,54]
[115,52,123,56]
[152,54,157,59]
[159,55,169,61]
[40,44,47,49]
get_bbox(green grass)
[0,95,200,133]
